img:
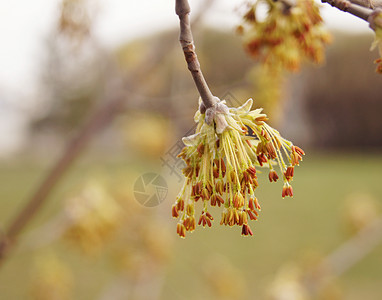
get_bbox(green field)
[0,152,381,299]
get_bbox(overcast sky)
[0,0,372,155]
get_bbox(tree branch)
[321,0,374,22]
[175,0,217,111]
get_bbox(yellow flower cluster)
[238,0,331,72]
[173,98,304,238]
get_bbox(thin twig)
[175,0,217,110]
[321,0,374,22]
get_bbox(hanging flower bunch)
[238,0,331,72]
[172,98,304,238]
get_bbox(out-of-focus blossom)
[63,183,122,254]
[238,0,331,72]
[342,193,380,234]
[267,263,308,300]
[203,255,247,299]
[268,255,343,300]
[29,254,73,300]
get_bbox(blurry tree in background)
[0,0,382,299]
[32,0,107,139]
[303,33,382,148]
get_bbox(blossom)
[30,254,73,300]
[63,183,122,253]
[239,0,331,72]
[173,98,304,238]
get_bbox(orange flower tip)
[288,187,294,197]
[248,198,255,211]
[268,170,279,182]
[241,224,253,236]
[284,166,295,182]
[282,185,294,198]
[210,195,216,206]
[247,210,258,221]
[176,223,186,238]
[292,145,305,156]
[206,182,213,194]
[253,198,261,210]
[242,172,248,185]
[201,189,210,200]
[172,205,179,218]
[257,154,268,166]
[282,187,287,198]
[177,230,186,238]
[255,116,268,123]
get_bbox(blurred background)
[0,0,382,299]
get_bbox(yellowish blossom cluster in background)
[29,180,173,298]
[238,0,331,72]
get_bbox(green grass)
[0,152,382,299]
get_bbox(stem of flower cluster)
[175,0,217,110]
